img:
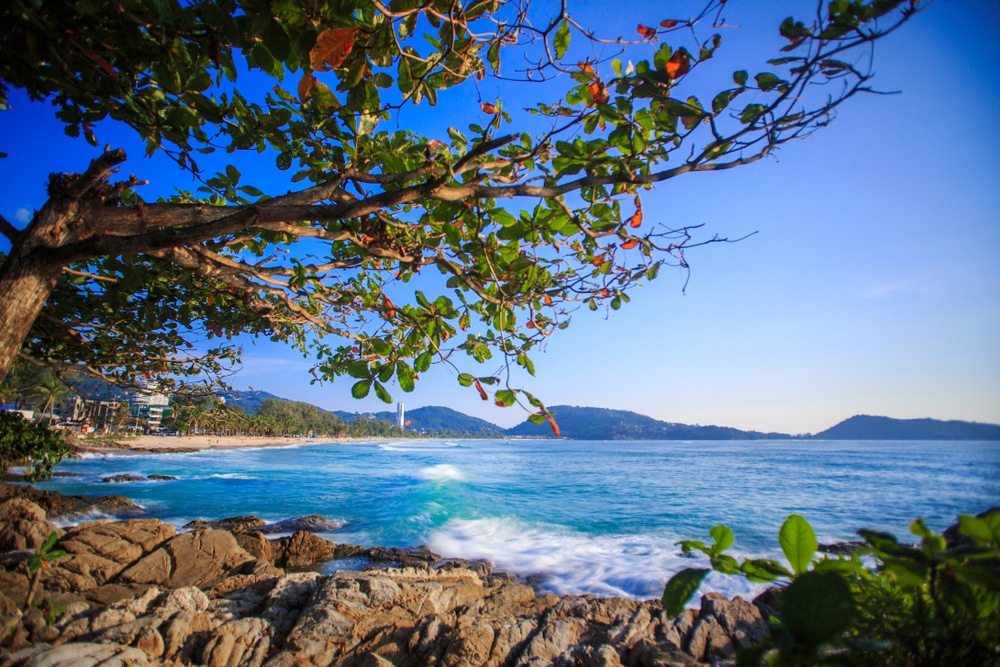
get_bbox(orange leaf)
[660,19,680,29]
[621,238,639,250]
[601,288,611,297]
[589,81,609,105]
[298,74,316,103]
[577,62,596,77]
[480,102,499,114]
[526,320,536,329]
[547,415,561,437]
[310,27,357,72]
[544,294,553,306]
[474,379,489,401]
[637,24,656,39]
[382,294,396,319]
[665,51,690,79]
[628,210,643,228]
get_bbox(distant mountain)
[371,406,503,435]
[505,405,793,440]
[813,415,1000,440]
[224,390,285,415]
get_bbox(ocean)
[36,439,1000,601]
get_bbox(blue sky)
[2,1,998,434]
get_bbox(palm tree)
[29,373,70,424]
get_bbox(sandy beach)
[78,434,358,452]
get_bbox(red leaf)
[621,238,639,250]
[547,415,561,437]
[298,74,316,103]
[474,379,489,401]
[310,27,357,72]
[629,196,643,228]
[660,19,680,29]
[665,51,690,79]
[589,81,609,105]
[637,24,656,39]
[480,102,499,114]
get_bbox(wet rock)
[0,482,139,518]
[147,474,178,481]
[102,474,146,483]
[184,516,266,534]
[117,529,254,589]
[366,544,441,567]
[0,498,62,552]
[259,514,346,534]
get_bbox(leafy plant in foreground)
[663,512,1000,666]
[0,411,71,482]
[23,532,67,612]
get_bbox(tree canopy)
[0,0,920,428]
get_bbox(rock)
[0,641,150,666]
[699,591,766,650]
[235,531,273,564]
[41,518,176,594]
[0,482,139,519]
[271,531,336,568]
[102,474,146,483]
[147,474,178,481]
[0,499,62,552]
[199,617,274,667]
[117,529,254,589]
[184,516,266,534]
[259,515,346,534]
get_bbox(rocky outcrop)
[117,529,255,590]
[0,499,769,666]
[184,516,267,534]
[0,482,138,519]
[102,474,146,483]
[0,499,62,553]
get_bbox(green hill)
[505,405,792,440]
[813,415,1000,440]
[370,406,503,436]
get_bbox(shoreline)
[78,433,376,452]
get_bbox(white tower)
[396,402,405,428]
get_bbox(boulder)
[271,531,336,568]
[147,474,178,481]
[41,518,176,594]
[0,482,138,519]
[184,516,266,534]
[259,515,346,534]
[0,641,150,666]
[0,499,62,552]
[117,529,254,589]
[102,474,145,483]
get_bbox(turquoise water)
[36,439,1000,599]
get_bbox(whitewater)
[39,439,1000,600]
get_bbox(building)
[130,383,171,432]
[396,402,405,428]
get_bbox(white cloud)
[14,208,32,224]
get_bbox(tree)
[0,0,920,426]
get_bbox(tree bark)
[0,237,63,384]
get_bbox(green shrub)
[663,512,1000,666]
[0,411,71,482]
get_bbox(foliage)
[0,0,922,427]
[663,512,1000,666]
[0,411,71,482]
[23,531,67,612]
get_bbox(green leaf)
[740,558,792,583]
[351,380,371,399]
[778,570,855,646]
[709,525,734,554]
[373,380,392,404]
[457,373,475,387]
[39,531,60,555]
[396,361,415,392]
[958,515,995,546]
[779,514,817,576]
[733,70,748,86]
[662,568,709,616]
[494,389,517,407]
[754,72,782,92]
[554,21,571,60]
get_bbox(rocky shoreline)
[0,484,770,666]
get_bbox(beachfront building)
[130,384,171,432]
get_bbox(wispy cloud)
[863,275,938,299]
[14,208,32,224]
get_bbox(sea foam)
[426,517,768,601]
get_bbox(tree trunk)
[0,247,61,384]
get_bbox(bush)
[0,411,71,482]
[663,511,1000,666]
